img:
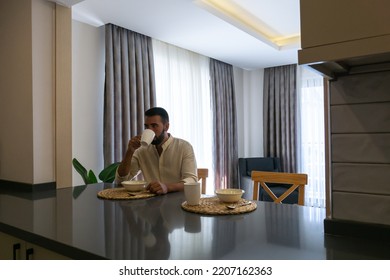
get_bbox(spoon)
[127,192,139,196]
[130,170,142,181]
[127,190,148,196]
[226,201,252,210]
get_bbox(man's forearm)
[166,182,185,193]
[117,150,134,177]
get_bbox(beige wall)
[0,0,71,186]
[32,0,55,184]
[55,4,72,188]
[0,0,34,183]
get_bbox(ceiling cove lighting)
[47,0,85,7]
[195,0,300,50]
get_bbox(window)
[152,39,214,193]
[297,66,326,208]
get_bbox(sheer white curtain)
[152,39,214,193]
[297,66,326,208]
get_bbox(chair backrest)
[197,168,208,194]
[251,171,308,205]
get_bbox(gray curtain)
[104,24,156,166]
[210,59,238,189]
[263,64,297,172]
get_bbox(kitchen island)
[0,183,387,259]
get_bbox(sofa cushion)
[246,158,278,176]
[247,170,278,176]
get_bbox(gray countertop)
[0,183,332,259]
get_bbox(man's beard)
[152,130,165,145]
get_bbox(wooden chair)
[197,168,208,194]
[251,171,308,205]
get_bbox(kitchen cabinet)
[0,231,70,260]
[298,0,390,78]
[300,0,389,49]
[0,231,23,259]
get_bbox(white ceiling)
[70,0,301,70]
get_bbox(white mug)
[140,129,155,146]
[184,182,201,205]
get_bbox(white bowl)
[215,188,245,203]
[121,180,147,192]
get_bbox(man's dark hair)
[145,107,169,123]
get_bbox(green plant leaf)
[73,158,119,184]
[99,162,120,183]
[72,158,89,184]
[87,170,98,184]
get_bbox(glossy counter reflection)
[0,183,328,259]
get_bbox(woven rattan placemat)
[97,187,156,200]
[181,197,257,215]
